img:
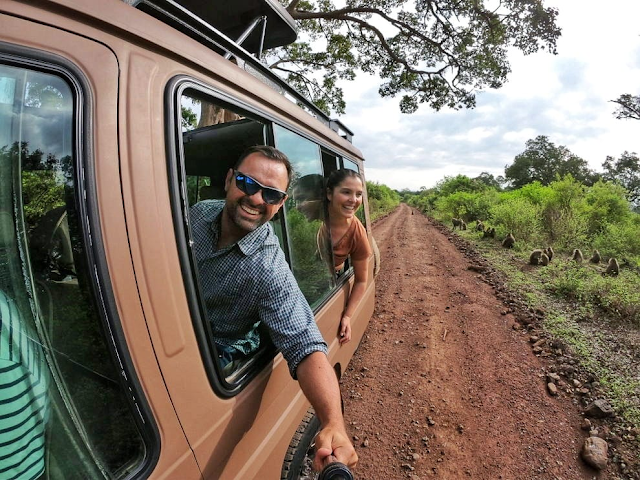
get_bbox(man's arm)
[296,351,358,471]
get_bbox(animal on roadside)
[545,246,554,262]
[529,249,550,266]
[529,249,544,265]
[571,249,584,263]
[501,232,515,248]
[452,218,464,230]
[476,220,484,232]
[482,227,496,239]
[588,249,601,264]
[603,257,619,276]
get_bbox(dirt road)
[341,203,604,479]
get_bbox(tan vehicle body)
[0,0,375,478]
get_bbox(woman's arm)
[339,256,369,344]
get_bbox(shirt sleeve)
[350,218,373,262]
[257,246,328,379]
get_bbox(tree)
[602,151,640,208]
[181,106,198,130]
[435,174,488,196]
[473,172,502,190]
[611,94,640,121]
[267,0,561,114]
[504,135,597,189]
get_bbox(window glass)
[343,158,359,172]
[274,125,334,307]
[0,63,145,479]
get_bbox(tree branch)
[612,96,640,121]
[289,6,455,60]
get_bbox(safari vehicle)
[0,0,376,479]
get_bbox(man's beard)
[227,198,269,234]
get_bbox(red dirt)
[341,203,629,479]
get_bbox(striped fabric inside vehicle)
[0,289,49,480]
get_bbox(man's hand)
[313,423,358,472]
[296,352,358,471]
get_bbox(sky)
[337,0,640,192]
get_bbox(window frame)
[166,76,368,396]
[0,42,159,479]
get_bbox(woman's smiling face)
[327,176,364,219]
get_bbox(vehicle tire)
[281,407,320,480]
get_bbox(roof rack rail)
[329,119,354,143]
[126,0,355,142]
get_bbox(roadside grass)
[458,229,640,437]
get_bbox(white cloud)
[339,0,640,191]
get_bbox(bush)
[541,176,589,249]
[581,181,631,235]
[593,217,640,258]
[366,181,400,221]
[489,196,542,243]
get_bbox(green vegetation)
[366,181,401,221]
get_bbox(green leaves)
[366,181,401,220]
[275,0,560,113]
[505,135,597,189]
[602,151,640,208]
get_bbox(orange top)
[319,217,372,270]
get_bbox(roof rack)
[126,0,355,142]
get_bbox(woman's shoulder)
[350,217,372,255]
[352,216,368,235]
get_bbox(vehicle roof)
[128,0,297,55]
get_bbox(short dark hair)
[234,145,293,189]
[326,168,363,194]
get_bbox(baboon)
[482,227,496,239]
[545,246,554,262]
[452,218,463,230]
[502,232,515,248]
[529,249,544,265]
[529,249,550,266]
[604,257,619,276]
[571,249,584,262]
[589,249,601,264]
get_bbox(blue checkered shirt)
[189,200,327,377]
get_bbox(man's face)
[223,153,289,236]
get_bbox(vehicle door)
[0,6,198,478]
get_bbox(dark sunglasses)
[234,170,287,205]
